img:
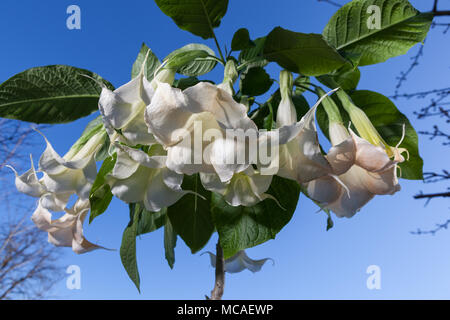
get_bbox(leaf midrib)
[333,10,420,51]
[0,94,100,109]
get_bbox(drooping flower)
[275,71,337,183]
[98,63,175,146]
[8,129,109,253]
[31,197,102,254]
[305,89,401,218]
[9,128,106,203]
[335,89,409,162]
[144,60,258,182]
[38,129,106,200]
[203,250,274,274]
[200,167,274,207]
[107,143,192,212]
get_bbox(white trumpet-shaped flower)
[31,197,102,254]
[107,143,191,212]
[203,250,274,274]
[275,71,337,183]
[38,129,105,200]
[98,64,175,146]
[144,79,257,182]
[336,89,409,163]
[306,91,402,218]
[200,167,274,207]
[9,129,106,205]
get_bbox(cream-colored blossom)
[107,143,191,212]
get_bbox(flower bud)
[218,59,238,95]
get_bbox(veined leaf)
[165,43,218,76]
[167,174,214,253]
[238,37,268,72]
[89,153,116,224]
[154,0,229,39]
[211,176,301,259]
[323,0,432,66]
[120,207,141,292]
[164,217,177,269]
[317,64,361,92]
[131,43,161,80]
[0,65,113,123]
[264,27,346,76]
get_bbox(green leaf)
[231,28,255,51]
[173,77,200,90]
[89,153,116,224]
[326,214,334,231]
[120,207,141,292]
[164,216,177,269]
[238,37,268,71]
[167,174,214,253]
[264,27,346,76]
[165,44,218,76]
[294,75,311,95]
[0,65,114,124]
[317,64,361,92]
[154,0,229,39]
[349,90,423,180]
[136,206,167,236]
[323,0,433,66]
[211,176,300,259]
[131,43,161,80]
[240,67,273,97]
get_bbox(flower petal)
[204,250,274,274]
[6,155,45,197]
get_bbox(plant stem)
[200,0,225,63]
[210,242,225,300]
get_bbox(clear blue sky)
[1,0,449,299]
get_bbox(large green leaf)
[317,64,361,92]
[0,65,113,123]
[165,44,218,76]
[131,43,161,80]
[154,0,229,39]
[238,37,268,72]
[349,90,423,180]
[120,208,141,292]
[231,28,255,51]
[167,174,214,253]
[164,217,177,269]
[89,153,116,224]
[240,67,273,97]
[263,27,346,76]
[136,205,167,236]
[211,176,301,259]
[323,0,432,66]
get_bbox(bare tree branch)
[411,218,450,235]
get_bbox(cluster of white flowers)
[9,60,407,255]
